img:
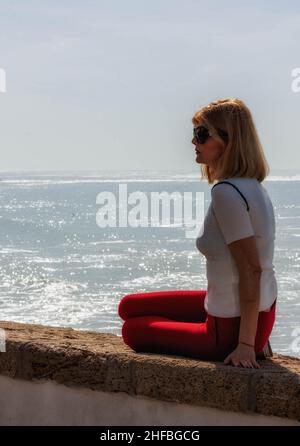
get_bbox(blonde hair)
[192,98,270,184]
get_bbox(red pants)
[118,290,276,361]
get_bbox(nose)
[191,137,196,145]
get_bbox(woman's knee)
[121,319,135,348]
[118,294,135,320]
[121,317,149,350]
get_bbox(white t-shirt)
[196,177,278,318]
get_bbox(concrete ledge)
[0,320,300,425]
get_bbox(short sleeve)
[211,184,255,244]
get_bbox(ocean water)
[0,170,299,358]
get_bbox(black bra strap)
[211,181,250,212]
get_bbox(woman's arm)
[236,265,262,346]
[224,235,262,367]
[229,235,263,344]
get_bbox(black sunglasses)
[193,125,228,144]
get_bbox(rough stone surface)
[0,320,299,422]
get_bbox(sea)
[0,169,299,358]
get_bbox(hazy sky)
[0,0,299,172]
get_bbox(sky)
[0,0,300,173]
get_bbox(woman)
[118,98,277,369]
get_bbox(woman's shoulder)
[211,177,260,210]
[212,177,260,192]
[217,176,259,184]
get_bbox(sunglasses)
[193,125,228,144]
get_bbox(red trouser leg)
[118,289,208,322]
[118,290,277,361]
[118,290,218,360]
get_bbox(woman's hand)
[224,343,261,368]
